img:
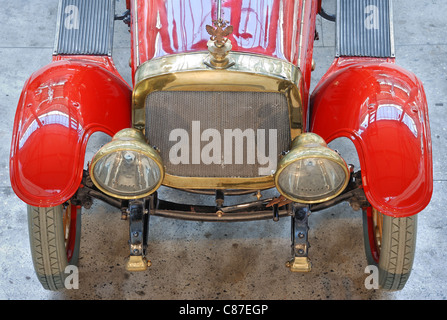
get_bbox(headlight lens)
[275,133,349,203]
[90,129,164,199]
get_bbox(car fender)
[310,58,433,217]
[10,57,132,207]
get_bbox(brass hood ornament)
[206,19,233,47]
[205,19,234,69]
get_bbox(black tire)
[27,202,81,291]
[362,207,417,291]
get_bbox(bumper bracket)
[125,200,151,272]
[287,205,312,272]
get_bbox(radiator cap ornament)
[205,19,234,69]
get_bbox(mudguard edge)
[310,58,433,217]
[10,57,132,207]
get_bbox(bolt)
[298,232,305,238]
[133,249,139,255]
[350,200,361,211]
[133,231,139,237]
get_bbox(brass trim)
[204,39,235,69]
[205,19,233,48]
[134,51,300,86]
[125,255,150,272]
[133,51,302,137]
[286,257,312,272]
[205,18,234,68]
[132,51,303,191]
[163,174,275,190]
[89,129,165,200]
[274,133,350,204]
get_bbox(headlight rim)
[274,141,350,204]
[89,129,165,200]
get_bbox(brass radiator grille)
[145,91,291,178]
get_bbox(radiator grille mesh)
[145,91,291,178]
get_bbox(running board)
[53,0,116,56]
[336,0,395,58]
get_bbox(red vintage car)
[10,0,432,291]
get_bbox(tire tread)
[28,205,71,291]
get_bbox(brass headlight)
[90,129,164,199]
[275,133,349,204]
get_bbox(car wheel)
[362,207,417,291]
[27,202,81,291]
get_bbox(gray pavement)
[0,0,446,300]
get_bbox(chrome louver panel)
[336,0,394,58]
[54,0,115,56]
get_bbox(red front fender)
[10,57,132,207]
[310,58,433,217]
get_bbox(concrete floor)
[0,0,446,300]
